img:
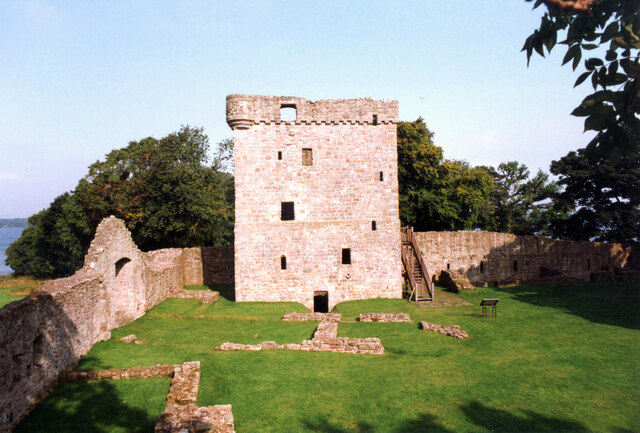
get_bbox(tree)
[550,146,640,242]
[7,126,234,278]
[523,0,639,242]
[477,162,560,235]
[397,119,494,231]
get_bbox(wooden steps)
[401,227,434,302]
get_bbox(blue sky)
[0,1,595,218]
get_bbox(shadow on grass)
[303,413,453,432]
[492,281,640,330]
[460,400,590,433]
[16,380,159,433]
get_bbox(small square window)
[342,248,351,265]
[302,148,312,166]
[281,202,295,221]
[281,256,287,270]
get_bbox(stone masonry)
[415,230,637,286]
[216,320,385,355]
[0,217,229,432]
[228,94,403,311]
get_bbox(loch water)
[0,227,23,275]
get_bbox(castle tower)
[227,94,403,311]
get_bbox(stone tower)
[227,94,403,311]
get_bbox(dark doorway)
[314,291,329,313]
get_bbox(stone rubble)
[216,320,384,355]
[120,334,137,343]
[419,321,469,339]
[437,270,474,293]
[171,289,220,306]
[359,312,411,323]
[281,312,342,322]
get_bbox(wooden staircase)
[401,227,434,302]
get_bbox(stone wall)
[0,217,187,432]
[229,94,403,311]
[414,230,636,285]
[182,246,234,286]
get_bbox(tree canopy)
[6,126,234,278]
[477,162,560,236]
[523,0,639,242]
[397,119,494,231]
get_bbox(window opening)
[278,151,282,160]
[480,261,484,273]
[281,256,287,270]
[281,202,295,221]
[280,104,297,121]
[342,248,351,265]
[447,263,450,270]
[302,148,313,166]
[513,260,518,272]
[379,171,384,181]
[314,291,329,313]
[371,221,377,231]
[115,257,131,277]
[372,114,378,125]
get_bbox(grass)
[16,280,640,432]
[0,275,46,308]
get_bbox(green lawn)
[17,281,640,432]
[0,276,45,308]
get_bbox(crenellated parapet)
[226,94,398,130]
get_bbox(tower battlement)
[226,94,399,130]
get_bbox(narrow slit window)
[513,260,518,272]
[379,171,384,181]
[371,221,377,231]
[278,151,282,160]
[342,248,351,265]
[281,256,287,270]
[372,114,378,125]
[281,202,295,220]
[480,261,484,273]
[447,263,450,270]
[302,148,313,166]
[280,104,297,121]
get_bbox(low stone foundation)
[419,321,469,339]
[60,362,235,433]
[216,320,384,355]
[171,289,220,306]
[359,312,411,322]
[62,364,175,382]
[281,312,342,322]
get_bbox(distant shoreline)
[0,218,28,229]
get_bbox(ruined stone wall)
[229,94,403,310]
[415,230,634,285]
[182,246,234,286]
[0,272,107,429]
[0,217,186,432]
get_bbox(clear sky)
[0,0,595,218]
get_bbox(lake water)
[0,227,23,275]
